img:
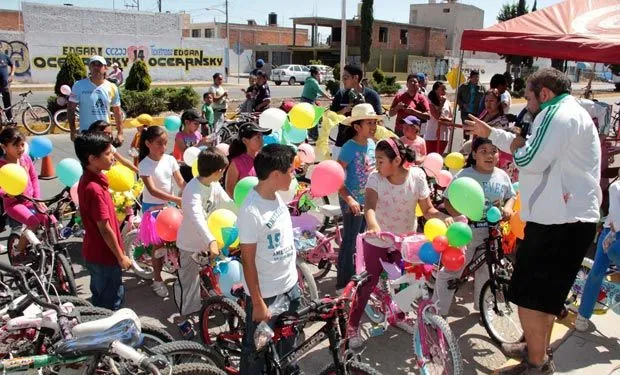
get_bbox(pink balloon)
[423,153,444,177]
[310,160,344,197]
[436,170,453,188]
[216,143,230,156]
[70,183,79,206]
[297,143,315,164]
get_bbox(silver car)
[271,64,310,86]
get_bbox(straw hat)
[341,103,383,126]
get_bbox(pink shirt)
[0,155,40,208]
[401,135,427,159]
[232,153,256,180]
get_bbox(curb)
[11,81,245,93]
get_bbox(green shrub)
[309,59,322,65]
[54,52,87,97]
[47,95,64,115]
[372,68,385,84]
[121,89,167,117]
[168,86,200,112]
[385,76,396,86]
[369,79,401,95]
[332,64,340,81]
[325,80,341,97]
[125,59,152,91]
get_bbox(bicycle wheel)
[22,105,52,135]
[52,295,93,307]
[53,253,78,296]
[53,109,69,132]
[318,361,384,375]
[413,310,463,375]
[6,233,21,266]
[149,340,225,367]
[140,322,174,348]
[297,259,319,307]
[565,257,595,314]
[216,126,234,144]
[170,363,227,375]
[124,229,155,280]
[199,295,245,372]
[479,278,524,345]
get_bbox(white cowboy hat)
[341,103,383,126]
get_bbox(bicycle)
[53,103,127,133]
[562,258,619,318]
[0,90,53,135]
[215,113,259,144]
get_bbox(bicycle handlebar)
[17,187,71,214]
[295,270,369,317]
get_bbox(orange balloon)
[510,193,525,239]
[293,155,302,169]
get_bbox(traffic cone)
[39,155,57,180]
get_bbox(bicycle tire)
[199,295,245,345]
[413,311,463,375]
[309,242,333,280]
[170,363,228,375]
[318,360,384,375]
[52,108,75,132]
[53,253,78,296]
[297,259,319,307]
[124,229,155,280]
[140,321,175,348]
[52,295,93,307]
[479,278,524,345]
[6,233,21,266]
[22,104,52,135]
[149,340,225,367]
[75,305,114,317]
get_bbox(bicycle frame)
[0,93,30,124]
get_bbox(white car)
[271,64,310,86]
[308,65,335,82]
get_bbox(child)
[173,109,209,182]
[336,103,379,291]
[351,137,451,348]
[88,120,138,173]
[129,114,156,167]
[433,137,515,316]
[174,147,235,337]
[239,144,300,374]
[139,125,186,298]
[399,115,426,165]
[225,123,271,197]
[239,75,257,113]
[201,93,215,136]
[75,133,132,310]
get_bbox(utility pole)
[340,0,346,85]
[226,0,230,83]
[157,0,161,12]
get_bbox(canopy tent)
[460,0,620,64]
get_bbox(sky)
[4,0,563,28]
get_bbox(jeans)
[336,197,366,289]
[240,284,302,375]
[578,227,620,319]
[86,262,125,310]
[1,90,12,121]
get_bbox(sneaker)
[501,342,554,361]
[177,319,195,339]
[574,314,590,332]
[496,358,555,375]
[152,281,169,298]
[346,325,365,349]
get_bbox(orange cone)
[39,155,57,180]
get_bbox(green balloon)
[233,176,259,207]
[446,222,473,247]
[447,177,485,221]
[313,106,326,127]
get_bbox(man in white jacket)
[464,68,600,375]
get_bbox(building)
[410,0,483,57]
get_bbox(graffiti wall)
[0,32,30,80]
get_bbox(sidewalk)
[11,79,245,92]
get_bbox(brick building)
[0,10,23,31]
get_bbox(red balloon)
[432,235,449,253]
[310,160,345,197]
[442,247,465,271]
[155,207,183,242]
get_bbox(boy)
[239,144,299,374]
[239,75,257,113]
[400,115,426,164]
[208,72,228,126]
[74,133,132,310]
[252,70,271,113]
[174,147,235,337]
[201,93,215,136]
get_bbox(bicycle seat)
[18,92,29,97]
[72,308,141,338]
[54,318,141,359]
[320,204,341,218]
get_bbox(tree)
[125,59,152,91]
[532,0,537,11]
[54,52,87,97]
[497,3,518,22]
[497,1,534,78]
[360,0,374,75]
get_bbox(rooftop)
[291,16,446,31]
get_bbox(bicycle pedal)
[318,258,328,269]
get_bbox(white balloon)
[279,178,299,203]
[60,84,72,96]
[183,147,201,166]
[259,108,287,132]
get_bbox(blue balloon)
[419,242,440,265]
[30,137,53,158]
[284,125,307,144]
[487,206,502,223]
[56,158,83,187]
[512,182,519,192]
[218,259,242,298]
[263,132,280,146]
[164,116,182,132]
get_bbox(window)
[204,29,214,38]
[379,27,388,43]
[293,66,302,72]
[443,8,450,13]
[332,27,342,42]
[400,29,408,45]
[302,66,310,72]
[191,29,201,37]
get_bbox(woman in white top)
[425,81,453,154]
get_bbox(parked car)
[307,64,335,82]
[271,64,310,86]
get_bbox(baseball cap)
[181,108,207,124]
[89,55,107,66]
[415,72,426,82]
[403,115,421,126]
[469,70,480,77]
[239,122,272,138]
[256,59,265,67]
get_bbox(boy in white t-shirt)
[238,144,300,374]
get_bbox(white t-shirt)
[238,189,298,298]
[424,99,451,141]
[138,154,180,205]
[177,178,236,252]
[208,85,228,111]
[501,91,512,114]
[365,167,430,247]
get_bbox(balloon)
[164,115,182,132]
[313,106,326,127]
[0,164,28,196]
[291,213,321,232]
[233,176,259,207]
[23,142,29,158]
[424,218,447,241]
[288,103,315,130]
[419,242,440,265]
[56,158,83,187]
[310,160,345,197]
[297,143,316,164]
[207,209,239,249]
[215,143,229,156]
[487,206,502,223]
[444,152,466,170]
[191,160,199,177]
[30,137,53,158]
[283,123,308,144]
[432,235,449,253]
[512,182,520,192]
[293,155,302,170]
[447,177,485,221]
[510,193,525,239]
[442,247,466,271]
[259,108,287,132]
[436,170,453,188]
[106,164,135,192]
[70,183,79,206]
[60,84,72,96]
[218,259,242,299]
[446,222,473,247]
[279,178,299,203]
[415,203,423,217]
[56,96,67,106]
[183,147,201,166]
[422,153,443,177]
[262,132,280,146]
[155,207,183,242]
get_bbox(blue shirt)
[69,78,121,131]
[338,139,376,204]
[0,53,13,91]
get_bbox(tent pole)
[448,50,464,153]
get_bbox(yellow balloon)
[288,103,315,130]
[192,160,199,177]
[106,164,135,192]
[415,203,423,217]
[445,152,466,170]
[207,209,239,249]
[0,164,29,196]
[424,218,447,241]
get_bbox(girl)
[336,103,379,292]
[399,115,426,164]
[0,128,49,259]
[350,136,452,348]
[433,137,516,316]
[173,109,209,182]
[139,125,186,298]
[224,122,271,197]
[87,120,138,173]
[426,81,453,154]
